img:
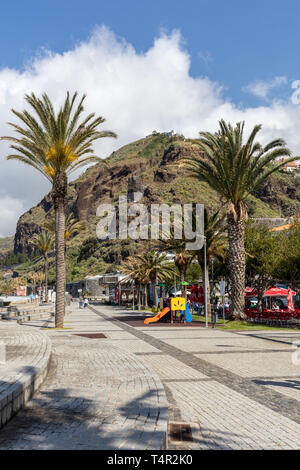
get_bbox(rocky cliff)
[13,133,300,255]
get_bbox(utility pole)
[132,279,135,310]
[204,237,208,328]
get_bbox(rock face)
[13,133,300,255]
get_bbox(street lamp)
[211,256,215,311]
[203,237,208,328]
[132,279,135,310]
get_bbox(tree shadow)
[254,378,300,390]
[0,373,167,450]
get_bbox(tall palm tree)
[2,92,116,327]
[184,120,294,319]
[31,231,53,302]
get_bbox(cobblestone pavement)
[0,322,51,428]
[88,305,300,450]
[0,307,168,450]
[2,303,300,450]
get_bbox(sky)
[0,0,300,236]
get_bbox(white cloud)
[0,196,25,237]
[243,76,288,100]
[0,26,299,237]
[197,50,213,63]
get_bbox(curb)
[0,324,52,429]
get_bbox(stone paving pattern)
[0,322,51,428]
[0,307,168,450]
[2,303,300,449]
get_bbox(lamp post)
[211,256,215,312]
[132,279,135,310]
[155,251,158,312]
[203,237,208,328]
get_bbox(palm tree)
[0,278,18,297]
[28,271,40,295]
[2,92,116,327]
[184,120,294,319]
[43,213,84,245]
[31,231,53,302]
[35,271,45,294]
[196,208,227,314]
[121,257,149,310]
[155,238,194,299]
[135,250,175,311]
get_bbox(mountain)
[0,236,14,258]
[10,132,300,279]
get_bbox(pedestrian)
[79,295,84,309]
[84,297,89,308]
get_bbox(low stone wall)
[0,323,51,428]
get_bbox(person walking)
[84,297,89,309]
[79,296,84,309]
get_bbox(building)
[278,158,300,172]
[66,272,126,298]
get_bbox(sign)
[220,280,225,297]
[17,285,26,296]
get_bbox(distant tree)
[31,231,53,301]
[245,224,284,311]
[43,214,84,245]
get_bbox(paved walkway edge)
[0,324,52,429]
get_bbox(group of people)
[79,296,89,309]
[29,293,40,303]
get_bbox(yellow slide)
[144,307,170,324]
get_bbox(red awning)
[264,286,296,296]
[245,286,296,297]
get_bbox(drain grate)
[169,422,193,442]
[74,333,107,339]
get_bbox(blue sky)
[0,0,300,236]
[1,0,299,107]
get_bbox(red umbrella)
[264,286,296,296]
[287,288,294,311]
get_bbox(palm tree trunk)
[152,280,157,311]
[137,283,141,310]
[179,268,187,299]
[55,199,66,328]
[44,255,48,303]
[227,214,246,320]
[144,284,148,308]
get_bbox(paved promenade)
[88,306,300,450]
[1,303,300,449]
[0,306,168,450]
